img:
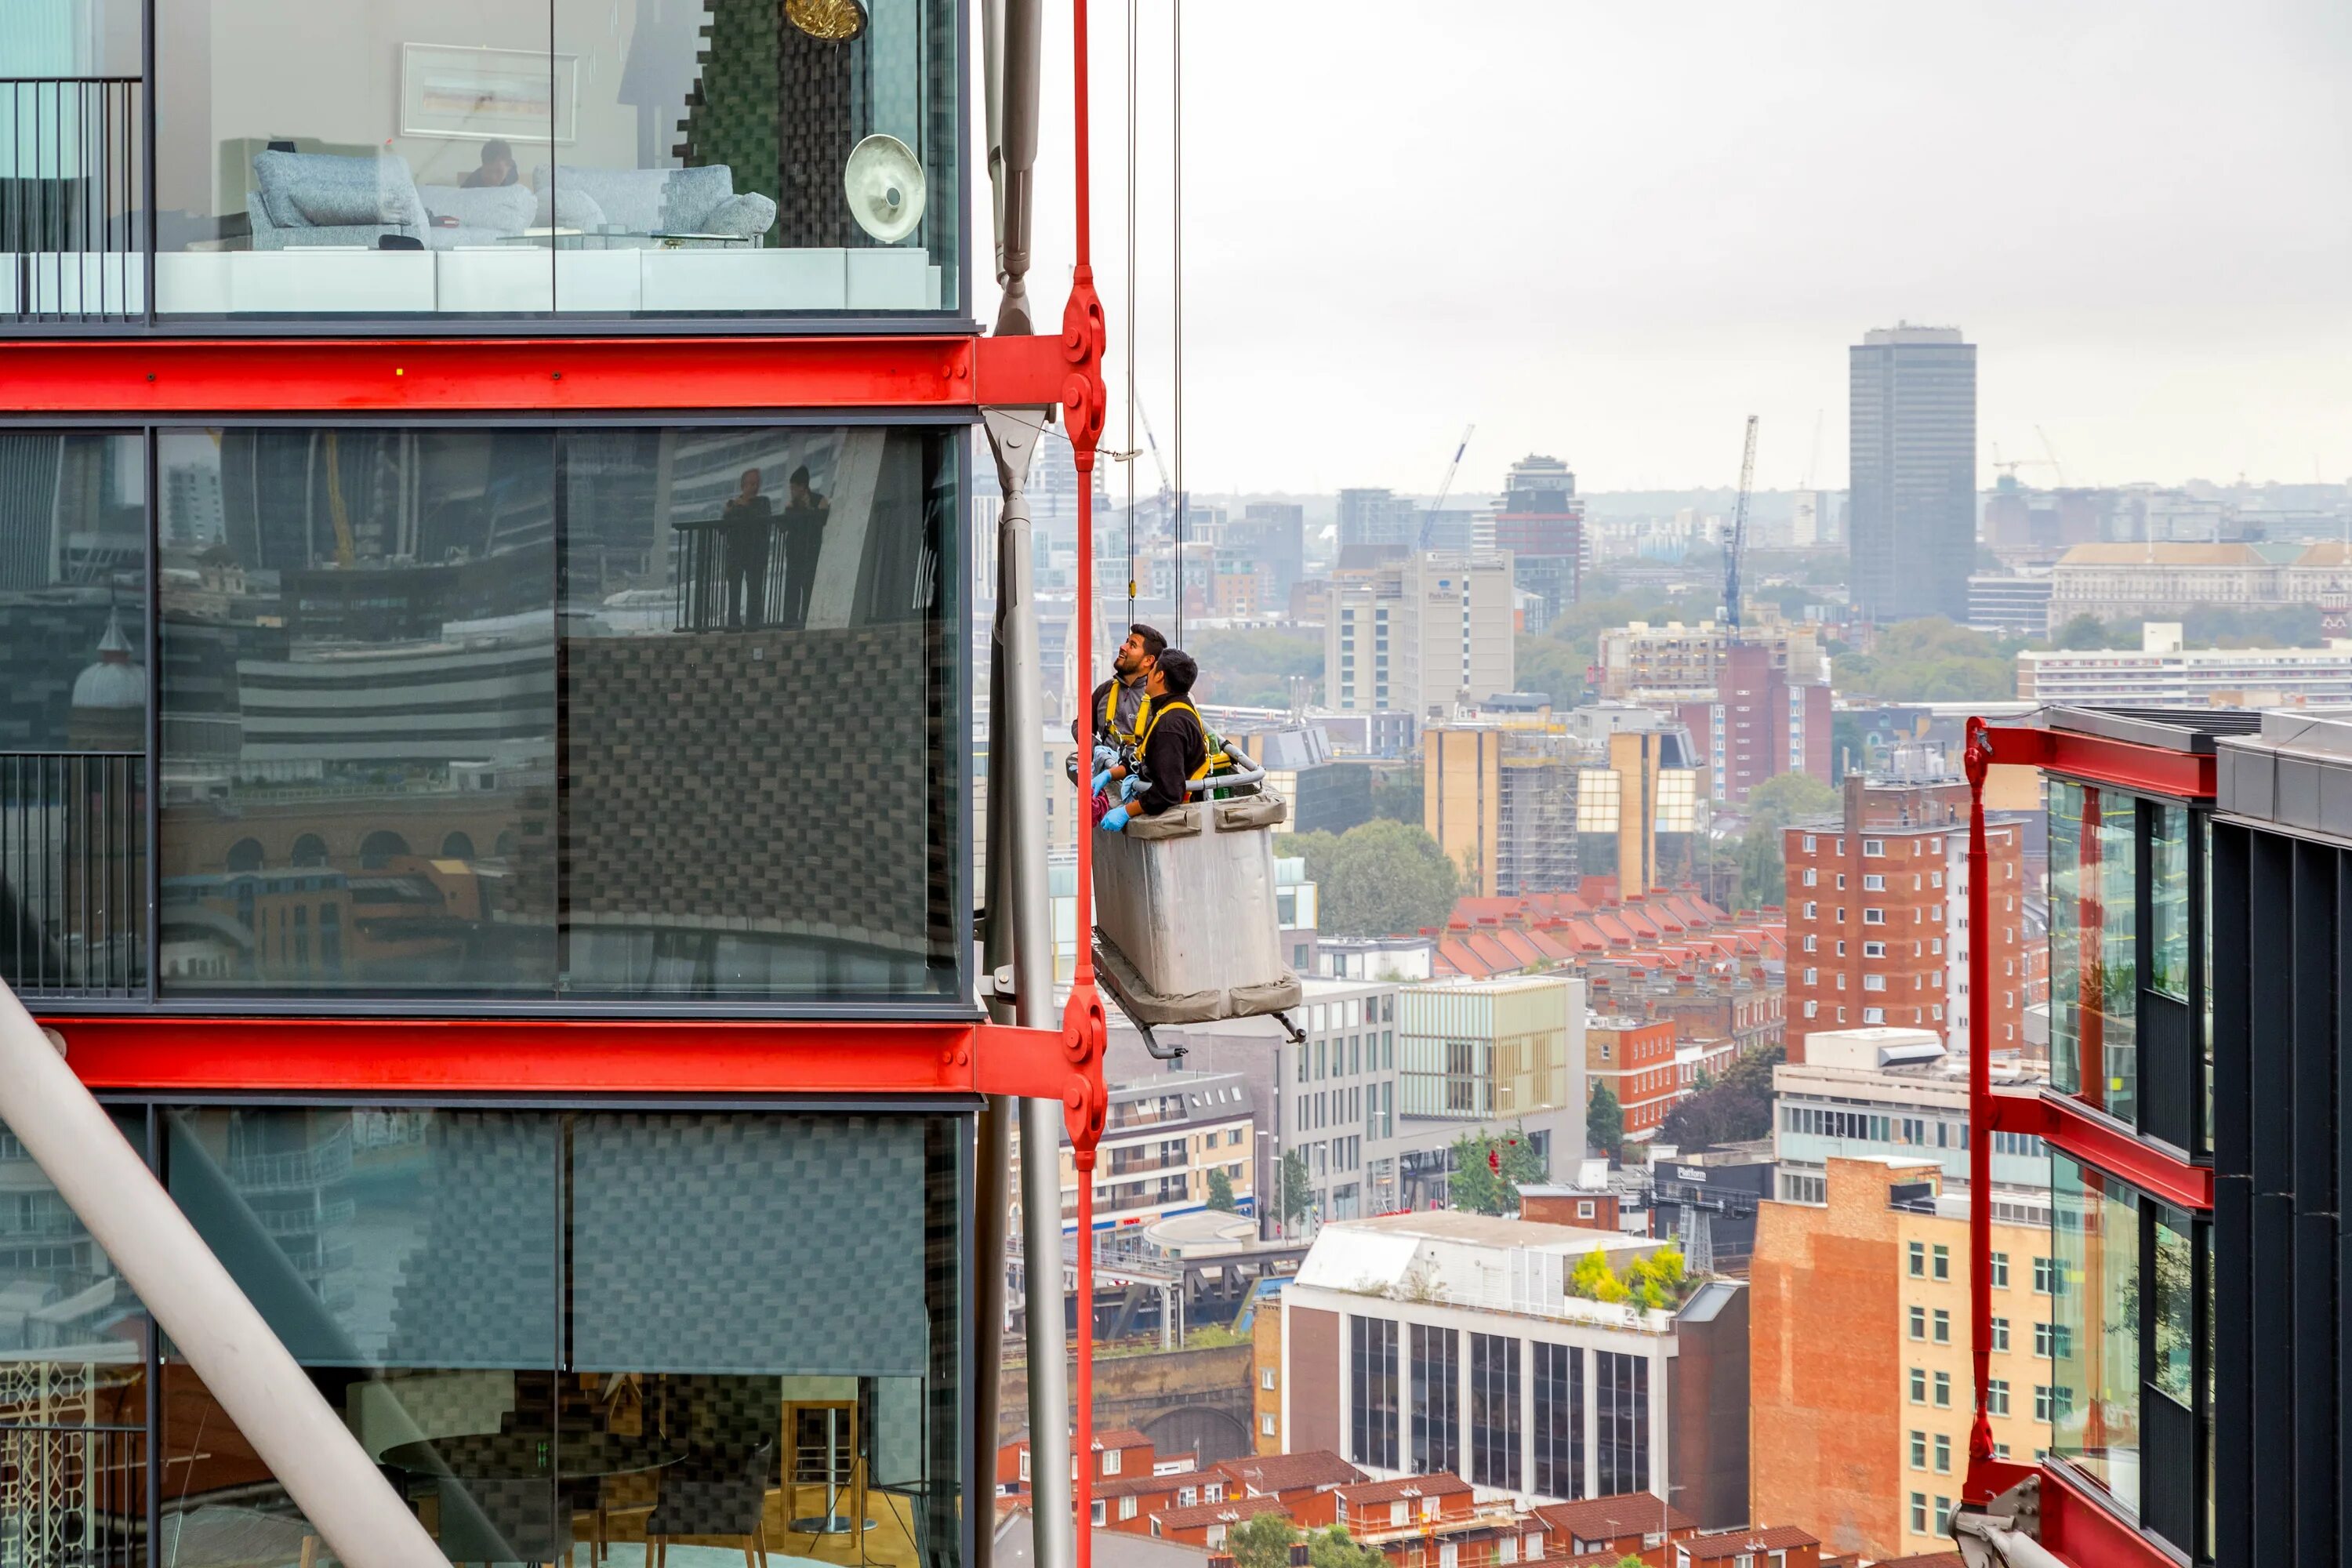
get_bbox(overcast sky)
[975,0,2352,498]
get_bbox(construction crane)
[1722,415,1757,632]
[1417,424,1475,549]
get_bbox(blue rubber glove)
[1098,804,1131,833]
[1092,768,1116,795]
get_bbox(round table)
[382,1432,688,1482]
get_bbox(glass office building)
[0,2,990,1563]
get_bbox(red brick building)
[1780,770,2023,1061]
[1676,641,1835,808]
[1530,1493,1698,1563]
[1675,1524,1822,1568]
[1586,1017,1682,1135]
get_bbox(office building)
[2016,621,2352,709]
[1280,1210,1751,1526]
[1397,975,1586,1131]
[1789,489,1840,549]
[1966,573,2056,637]
[1782,756,2026,1053]
[1849,324,1976,624]
[1232,503,1308,606]
[2040,538,2352,630]
[1593,620,1831,805]
[1748,1156,2055,1562]
[1769,1027,2049,1207]
[1423,724,1581,897]
[1338,489,1422,554]
[1494,455,1584,634]
[1327,554,1515,723]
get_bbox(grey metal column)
[0,989,441,1568]
[984,3,1069,1563]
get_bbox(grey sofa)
[530,163,775,245]
[248,150,534,249]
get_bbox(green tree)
[1743,771,1838,831]
[1659,1045,1786,1150]
[1227,1511,1299,1568]
[2052,612,2117,651]
[1304,1526,1388,1568]
[1513,633,1590,709]
[1830,617,2017,702]
[1733,820,1784,912]
[1279,1149,1313,1228]
[1206,1167,1238,1212]
[1448,1125,1550,1214]
[1187,628,1324,710]
[1587,1083,1624,1163]
[1292,818,1460,939]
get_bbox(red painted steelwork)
[1963,717,1997,1497]
[1991,1087,2213,1212]
[2037,1459,2188,1568]
[35,1014,1091,1101]
[0,334,1075,414]
[1980,722,2215,801]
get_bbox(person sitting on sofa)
[462,140,520,189]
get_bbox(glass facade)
[2051,1153,2140,1512]
[1347,1316,1397,1472]
[1531,1341,1581,1501]
[2049,781,2138,1125]
[0,0,964,323]
[2149,803,2188,1000]
[136,420,963,1005]
[4,1105,965,1566]
[1594,1350,1647,1497]
[1408,1323,1456,1476]
[1467,1331,1519,1490]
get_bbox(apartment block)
[2016,620,2352,709]
[1750,1156,2054,1563]
[1781,761,2023,1052]
[1770,1026,2050,1207]
[1014,1069,1257,1234]
[1329,554,1516,723]
[1585,1016,1681,1141]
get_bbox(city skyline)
[983,0,2352,497]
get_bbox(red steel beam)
[2038,1458,2189,1567]
[1980,722,2215,801]
[37,1014,1080,1101]
[0,333,1073,415]
[1990,1085,2213,1211]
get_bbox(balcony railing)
[673,517,794,633]
[0,753,146,1000]
[1,78,144,324]
[0,1421,146,1568]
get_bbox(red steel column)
[1964,719,1996,1497]
[1057,5,1110,1568]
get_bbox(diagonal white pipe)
[0,986,441,1568]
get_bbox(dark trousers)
[724,543,770,629]
[783,544,819,629]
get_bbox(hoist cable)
[1123,0,1138,619]
[1170,0,1185,648]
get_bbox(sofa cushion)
[533,164,735,234]
[700,191,777,241]
[254,151,424,230]
[418,183,535,234]
[533,183,609,231]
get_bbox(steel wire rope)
[1124,0,1139,624]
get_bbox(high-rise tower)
[1849,324,1976,623]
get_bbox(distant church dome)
[71,609,145,712]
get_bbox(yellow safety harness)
[1137,698,1222,784]
[1102,678,1151,746]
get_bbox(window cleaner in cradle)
[1098,649,1210,833]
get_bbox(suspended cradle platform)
[1090,790,1302,1027]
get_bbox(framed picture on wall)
[401,43,579,143]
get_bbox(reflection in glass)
[2151,1204,2193,1406]
[2049,782,2137,1123]
[0,433,150,994]
[157,423,960,1003]
[2052,1154,2140,1512]
[2150,804,2187,1000]
[0,1116,147,1566]
[154,1107,963,1567]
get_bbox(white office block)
[845,246,929,310]
[229,250,436,314]
[640,248,844,312]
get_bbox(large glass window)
[0,431,149,996]
[1409,1323,1457,1476]
[1594,1350,1648,1497]
[1347,1317,1397,1472]
[1532,1341,1581,1501]
[1468,1332,1519,1490]
[2149,804,2188,1000]
[2051,1153,2140,1514]
[143,0,958,321]
[156,422,962,1005]
[0,1115,148,1566]
[159,1106,964,1566]
[2049,782,2138,1123]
